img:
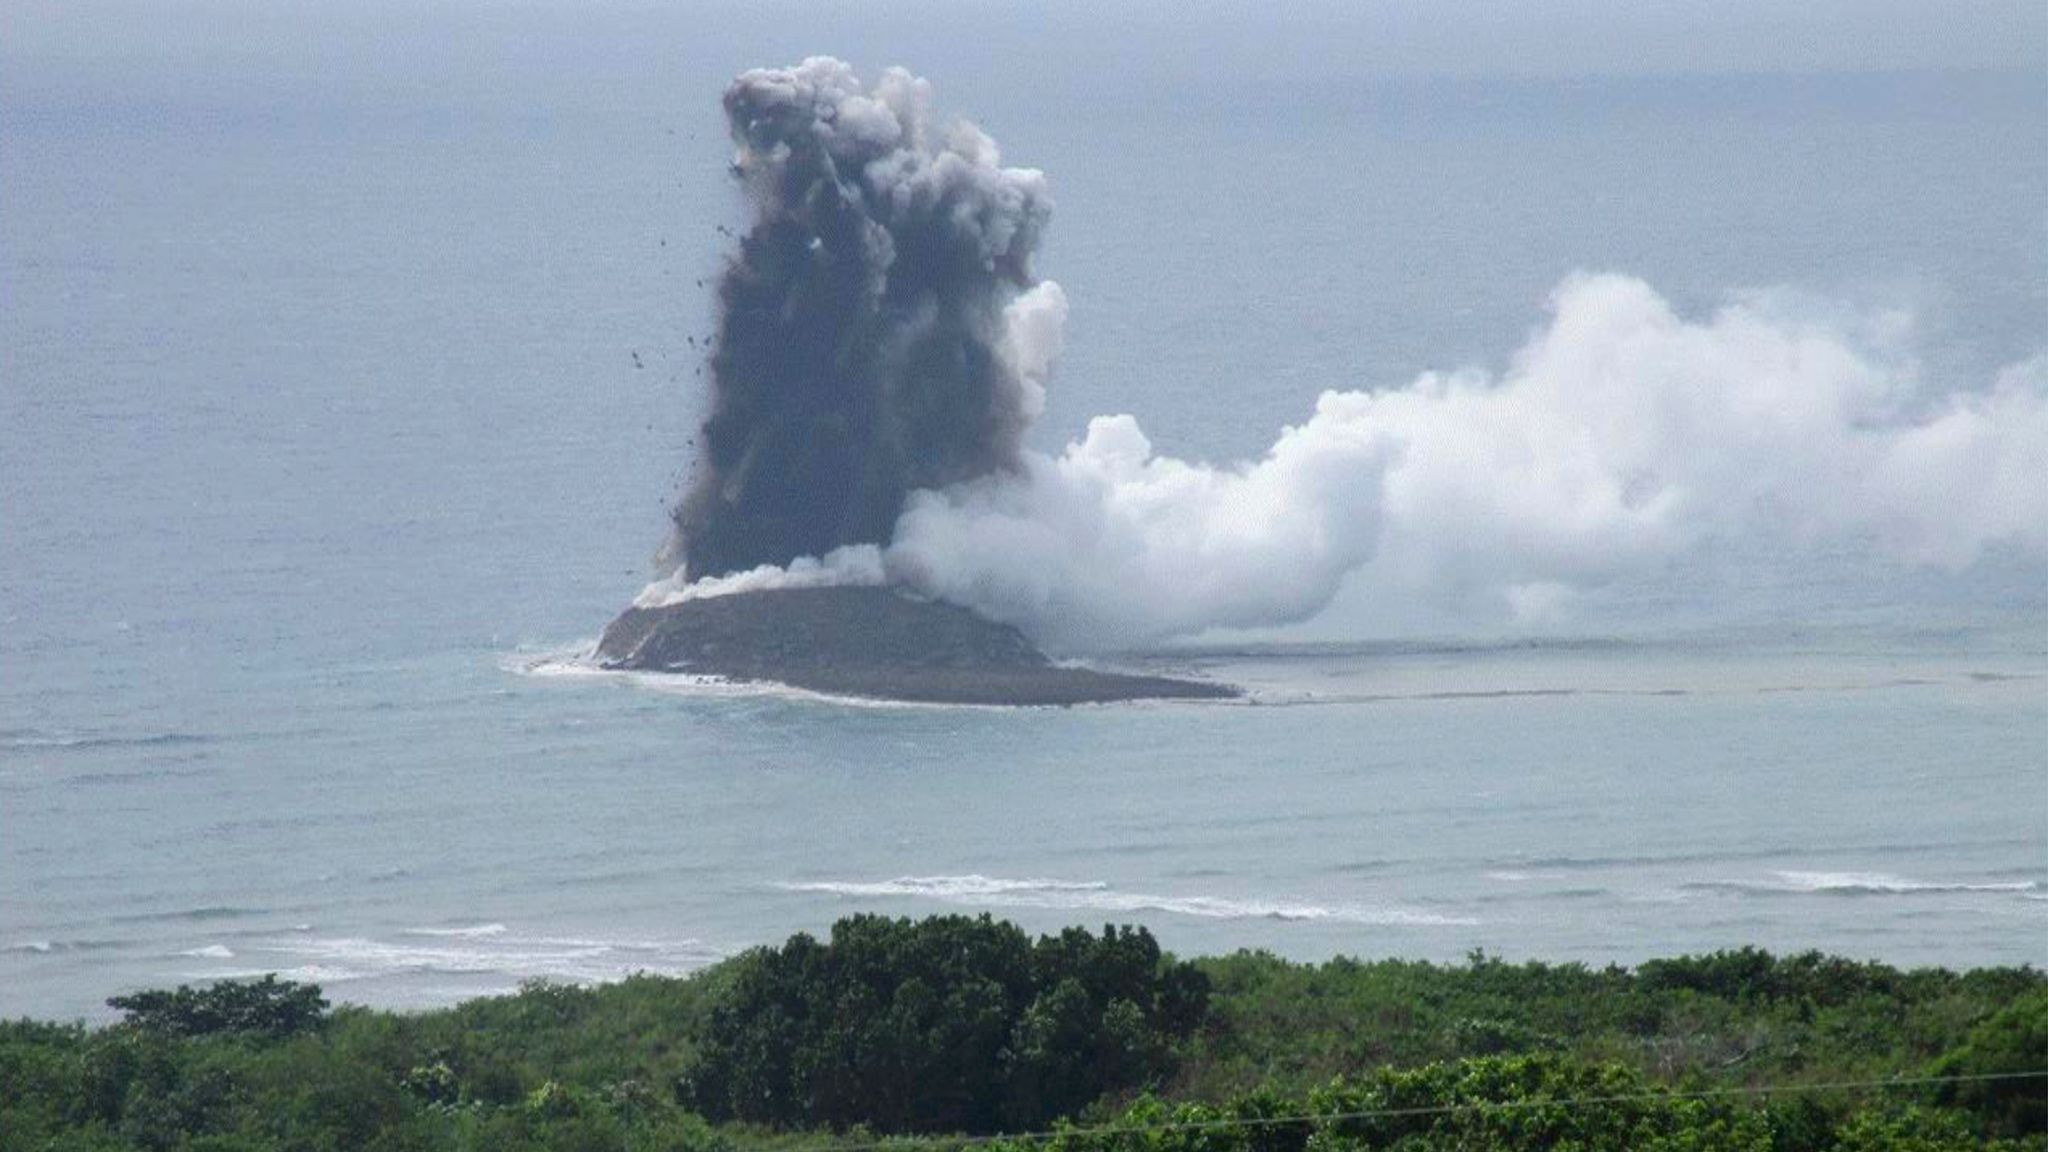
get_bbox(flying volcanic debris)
[672,57,1063,580]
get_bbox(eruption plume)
[674,58,1058,579]
[654,60,2048,648]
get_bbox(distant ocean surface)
[4,57,2044,1019]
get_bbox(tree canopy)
[107,974,329,1040]
[683,914,1210,1132]
[1,921,2040,1151]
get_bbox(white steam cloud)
[656,273,2048,649]
[637,545,885,608]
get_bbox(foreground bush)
[1002,1061,2048,1152]
[106,974,329,1041]
[0,920,2040,1150]
[683,915,1209,1132]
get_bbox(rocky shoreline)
[598,586,1236,706]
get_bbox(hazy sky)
[5,0,2044,100]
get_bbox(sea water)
[3,39,2043,1018]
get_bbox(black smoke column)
[675,59,1052,579]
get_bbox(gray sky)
[5,0,2043,92]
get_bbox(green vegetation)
[686,916,1207,1131]
[104,976,329,1042]
[2,917,2042,1151]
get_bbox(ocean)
[3,29,2043,1019]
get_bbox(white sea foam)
[179,944,235,959]
[780,875,1112,899]
[1689,871,2040,897]
[405,923,507,938]
[5,938,122,955]
[207,964,371,985]
[777,874,1476,926]
[1773,871,2038,895]
[236,928,727,987]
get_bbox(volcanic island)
[597,586,1237,706]
[598,64,1240,706]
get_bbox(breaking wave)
[776,874,1476,926]
[5,938,123,955]
[404,923,508,939]
[184,925,730,986]
[1685,871,2040,897]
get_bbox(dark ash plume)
[675,58,1054,579]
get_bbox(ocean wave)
[0,728,212,753]
[3,938,123,955]
[106,905,257,926]
[527,936,710,952]
[204,964,371,985]
[777,874,1477,927]
[1686,871,2040,897]
[405,923,507,939]
[217,928,729,986]
[62,764,220,787]
[1498,838,2037,872]
[1329,858,1400,875]
[780,875,1111,899]
[178,944,235,959]
[1473,886,1612,905]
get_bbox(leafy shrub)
[107,975,328,1040]
[1932,988,2048,1136]
[682,914,1209,1133]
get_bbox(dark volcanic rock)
[598,586,1236,706]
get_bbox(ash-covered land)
[598,587,1234,706]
